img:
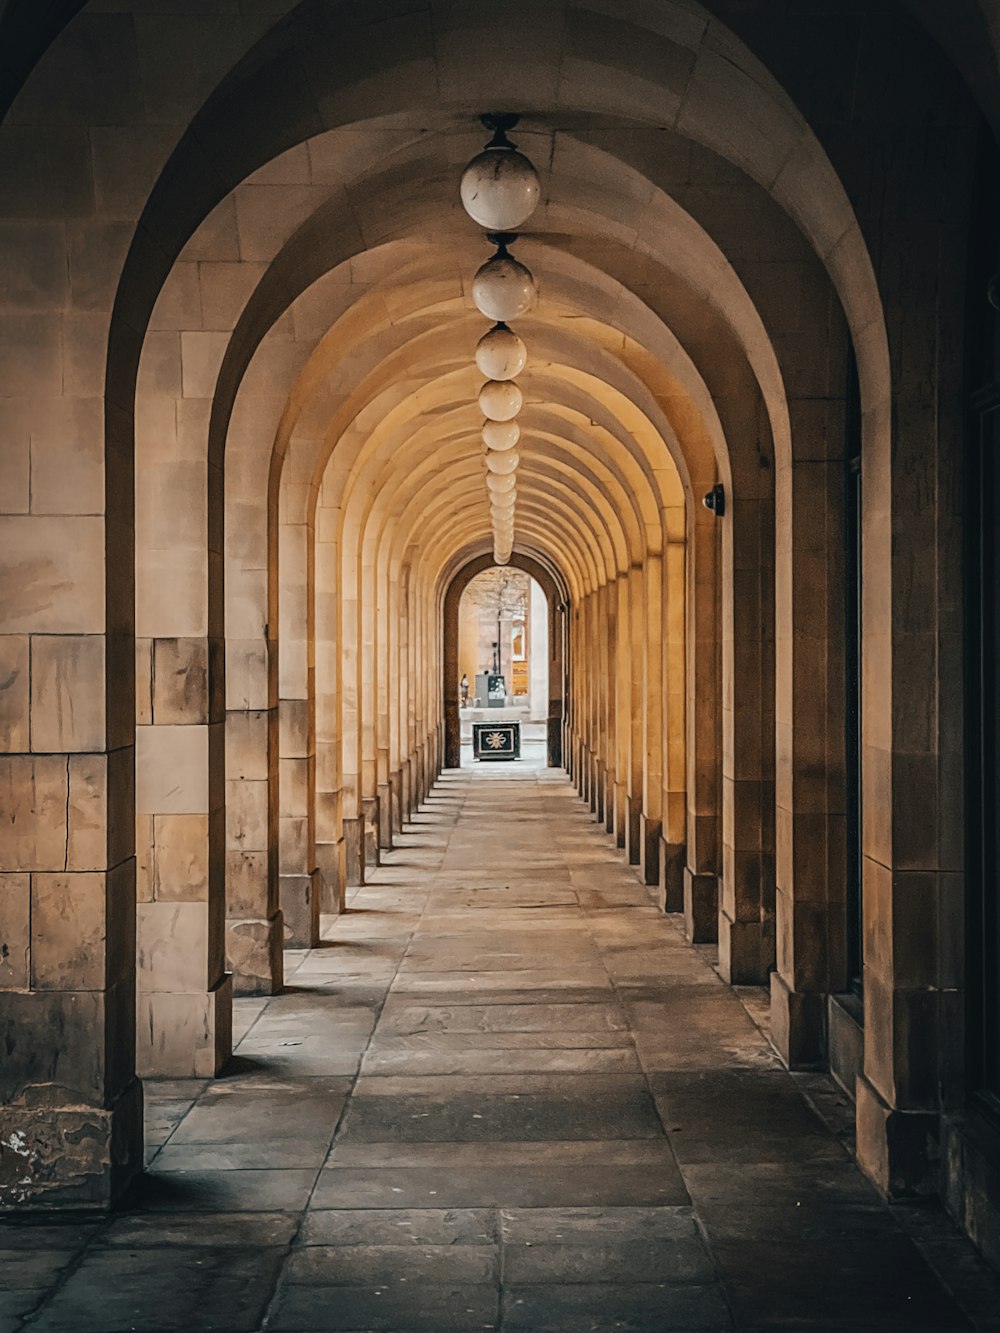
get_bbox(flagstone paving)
[4,750,1000,1332]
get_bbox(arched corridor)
[4,0,1000,1326]
[6,764,999,1330]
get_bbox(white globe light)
[490,494,516,513]
[472,253,535,322]
[486,471,516,494]
[482,419,519,452]
[475,323,527,380]
[461,148,540,230]
[485,448,519,475]
[479,379,522,422]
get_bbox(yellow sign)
[511,660,528,695]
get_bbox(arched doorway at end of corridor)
[442,553,568,771]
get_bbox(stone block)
[152,813,209,901]
[0,1077,142,1210]
[280,814,309,875]
[0,755,68,872]
[135,723,209,815]
[344,816,365,887]
[316,838,345,913]
[279,756,309,816]
[658,838,685,913]
[0,635,29,752]
[31,870,116,991]
[136,814,153,903]
[136,973,232,1079]
[718,909,774,985]
[0,406,30,514]
[66,752,111,871]
[0,517,105,634]
[280,869,320,948]
[227,911,283,997]
[279,697,310,757]
[856,1074,938,1199]
[769,969,826,1068]
[942,1113,1000,1274]
[225,709,270,781]
[828,992,864,1101]
[227,778,269,851]
[226,848,270,918]
[683,868,718,943]
[30,634,106,752]
[152,637,209,725]
[639,813,661,887]
[137,900,210,993]
[0,873,30,989]
[180,331,229,400]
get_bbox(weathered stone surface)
[0,872,30,989]
[0,1079,142,1211]
[0,755,68,872]
[0,635,29,752]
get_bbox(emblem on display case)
[472,721,521,760]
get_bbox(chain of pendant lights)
[460,115,540,566]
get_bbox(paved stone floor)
[4,750,1000,1332]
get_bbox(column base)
[683,868,718,942]
[546,715,562,767]
[390,770,404,835]
[317,837,346,913]
[658,838,685,913]
[137,972,233,1078]
[625,795,642,866]
[362,797,379,870]
[594,759,606,823]
[344,816,365,887]
[227,909,284,995]
[639,813,661,887]
[718,909,774,985]
[280,870,321,948]
[943,1111,1000,1271]
[377,782,393,851]
[769,969,825,1068]
[0,1078,143,1211]
[613,782,627,849]
[856,1074,939,1199]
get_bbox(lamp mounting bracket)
[486,231,519,255]
[480,112,520,148]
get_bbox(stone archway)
[442,552,569,770]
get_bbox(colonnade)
[1,0,998,1271]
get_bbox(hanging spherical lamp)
[482,419,519,452]
[490,492,516,512]
[475,323,527,381]
[472,238,535,323]
[486,471,516,494]
[485,448,519,475]
[461,115,540,231]
[479,378,522,421]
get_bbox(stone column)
[625,566,644,865]
[315,489,345,913]
[684,511,721,942]
[718,492,775,985]
[1,487,143,1203]
[134,334,230,1079]
[660,537,687,912]
[613,573,631,848]
[771,432,847,1065]
[278,518,319,948]
[640,553,664,887]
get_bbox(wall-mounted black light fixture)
[703,484,725,517]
